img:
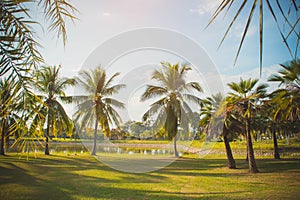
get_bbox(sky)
[31,0,298,121]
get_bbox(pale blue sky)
[31,0,298,120]
[35,0,296,73]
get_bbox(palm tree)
[0,78,22,155]
[200,92,238,169]
[207,1,299,72]
[227,78,268,173]
[141,62,202,157]
[254,99,281,159]
[268,104,281,159]
[73,66,125,156]
[30,65,76,155]
[268,59,300,151]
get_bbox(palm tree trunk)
[173,136,179,157]
[245,147,249,162]
[45,116,50,155]
[91,120,98,156]
[0,122,5,156]
[245,133,248,162]
[273,130,280,159]
[6,135,10,152]
[246,118,259,173]
[223,134,236,169]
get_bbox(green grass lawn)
[0,153,300,200]
[110,138,300,148]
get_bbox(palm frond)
[141,85,168,101]
[104,84,126,96]
[103,97,126,109]
[72,95,90,103]
[142,103,163,122]
[75,109,94,132]
[40,0,78,45]
[74,99,94,112]
[207,0,299,73]
[185,81,203,93]
[268,60,300,87]
[53,100,73,133]
[151,68,168,86]
[151,107,167,131]
[105,104,123,127]
[1,0,43,78]
[77,70,95,92]
[182,93,202,105]
[104,72,121,89]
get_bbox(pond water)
[8,142,182,156]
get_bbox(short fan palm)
[227,78,268,173]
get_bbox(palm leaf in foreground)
[1,0,78,81]
[207,0,299,74]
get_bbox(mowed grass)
[111,138,300,149]
[0,153,300,200]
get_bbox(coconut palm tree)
[0,78,22,155]
[200,92,238,169]
[30,65,76,155]
[227,78,268,173]
[73,66,125,156]
[141,62,202,157]
[0,74,48,155]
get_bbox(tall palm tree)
[30,65,76,155]
[200,92,238,169]
[141,62,202,157]
[227,78,268,173]
[73,66,125,156]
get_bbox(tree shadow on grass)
[0,161,73,199]
[0,155,240,199]
[67,185,250,200]
[0,154,171,199]
[1,154,300,199]
[256,158,300,173]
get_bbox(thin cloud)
[190,0,221,16]
[103,12,112,16]
[230,23,257,39]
